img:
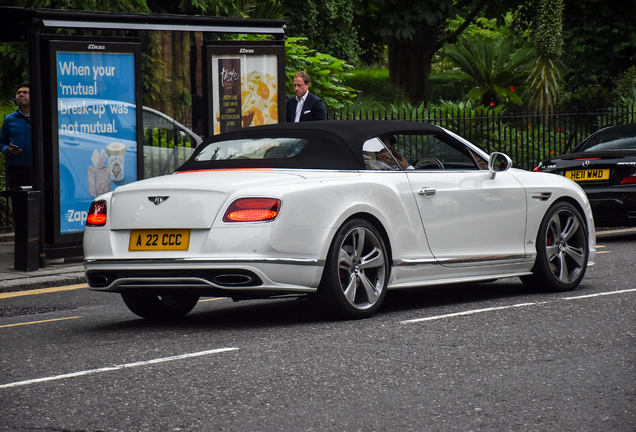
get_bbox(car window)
[143,108,201,148]
[362,138,401,171]
[395,134,481,170]
[194,138,308,161]
[577,129,636,152]
[469,149,489,169]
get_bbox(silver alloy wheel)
[544,208,587,284]
[336,226,387,310]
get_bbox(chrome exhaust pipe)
[212,274,257,286]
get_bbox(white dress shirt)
[294,92,308,122]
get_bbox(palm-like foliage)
[525,0,564,116]
[524,56,561,116]
[234,0,287,20]
[432,35,535,106]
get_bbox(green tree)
[281,0,495,103]
[282,0,362,63]
[432,35,534,106]
[285,37,357,109]
[615,66,636,100]
[0,0,149,11]
[0,0,151,102]
[147,0,286,19]
[561,0,636,105]
[524,0,564,115]
[366,0,491,104]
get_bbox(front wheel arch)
[334,212,393,266]
[521,200,589,292]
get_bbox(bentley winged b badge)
[148,196,169,205]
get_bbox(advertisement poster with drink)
[210,52,280,135]
[55,49,138,234]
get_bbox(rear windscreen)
[177,129,362,171]
[194,138,308,161]
[579,130,636,152]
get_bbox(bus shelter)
[0,7,287,270]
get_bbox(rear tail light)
[620,169,636,184]
[86,200,107,226]
[223,198,281,222]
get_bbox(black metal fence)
[331,103,636,171]
[143,127,198,178]
[142,107,200,178]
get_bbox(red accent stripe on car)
[175,168,275,174]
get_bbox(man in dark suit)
[286,71,327,122]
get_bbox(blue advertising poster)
[56,51,138,234]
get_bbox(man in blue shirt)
[0,82,31,188]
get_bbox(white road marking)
[401,302,543,324]
[401,288,636,325]
[559,287,636,300]
[0,347,239,389]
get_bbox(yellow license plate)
[129,229,190,251]
[566,169,610,181]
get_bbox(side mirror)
[488,152,513,179]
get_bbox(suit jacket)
[286,92,327,122]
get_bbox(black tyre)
[121,292,199,319]
[318,219,389,319]
[521,201,588,292]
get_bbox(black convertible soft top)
[177,120,446,171]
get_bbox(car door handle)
[418,188,436,196]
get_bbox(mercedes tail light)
[223,198,281,222]
[86,200,107,227]
[619,168,636,184]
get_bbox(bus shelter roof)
[0,6,287,42]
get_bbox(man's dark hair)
[17,82,29,92]
[294,71,311,85]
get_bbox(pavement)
[0,233,86,293]
[0,227,634,294]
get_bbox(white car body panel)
[509,168,597,262]
[406,169,527,264]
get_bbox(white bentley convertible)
[84,120,596,319]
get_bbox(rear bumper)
[84,258,324,296]
[584,186,636,227]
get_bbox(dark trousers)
[6,166,32,189]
